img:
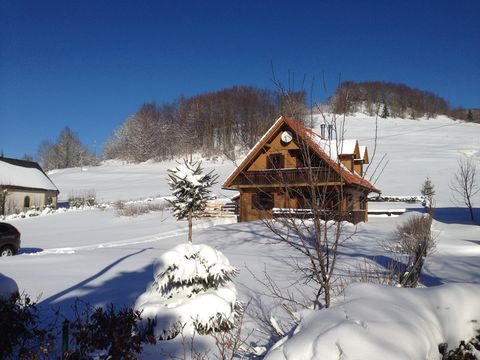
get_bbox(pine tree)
[381,101,390,119]
[167,159,218,243]
[467,109,473,122]
[421,176,435,212]
[135,243,242,340]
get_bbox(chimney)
[320,124,326,139]
[327,125,333,140]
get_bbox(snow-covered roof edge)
[222,116,379,193]
[0,157,59,192]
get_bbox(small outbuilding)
[0,156,59,215]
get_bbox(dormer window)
[267,153,284,169]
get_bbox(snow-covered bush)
[0,273,18,299]
[135,243,242,340]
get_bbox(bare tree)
[450,157,479,221]
[37,127,98,171]
[383,213,436,287]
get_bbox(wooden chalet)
[222,116,380,223]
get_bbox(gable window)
[252,192,274,210]
[267,153,284,169]
[24,196,30,208]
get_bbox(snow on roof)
[312,137,359,160]
[0,158,59,192]
[223,116,379,192]
[358,145,367,160]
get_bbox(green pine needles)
[167,159,218,242]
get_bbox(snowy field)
[1,114,479,358]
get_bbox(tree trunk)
[188,209,193,243]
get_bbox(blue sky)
[1,0,479,159]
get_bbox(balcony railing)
[231,168,341,186]
[272,208,366,224]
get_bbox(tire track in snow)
[34,217,236,255]
[42,229,188,254]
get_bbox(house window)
[24,196,30,208]
[267,153,284,169]
[359,196,366,210]
[344,193,353,211]
[252,192,274,210]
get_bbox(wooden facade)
[222,116,380,223]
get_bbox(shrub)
[0,292,54,359]
[383,213,435,287]
[439,330,480,359]
[68,190,97,207]
[114,200,166,217]
[68,303,143,359]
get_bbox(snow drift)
[0,273,18,299]
[266,283,480,360]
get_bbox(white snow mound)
[265,283,480,360]
[135,243,240,339]
[0,273,19,299]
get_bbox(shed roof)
[0,157,59,192]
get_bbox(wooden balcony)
[231,168,341,187]
[272,208,366,224]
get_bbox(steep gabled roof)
[0,157,59,192]
[223,116,379,193]
[358,146,369,163]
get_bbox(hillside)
[50,113,480,208]
[330,81,476,121]
[1,113,479,358]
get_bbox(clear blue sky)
[1,0,479,159]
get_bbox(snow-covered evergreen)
[167,160,218,242]
[135,243,242,340]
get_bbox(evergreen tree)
[421,176,435,212]
[135,243,242,340]
[467,109,473,122]
[167,160,218,243]
[381,101,390,119]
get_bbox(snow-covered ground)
[1,114,479,358]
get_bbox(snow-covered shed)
[0,156,59,215]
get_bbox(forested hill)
[329,81,476,121]
[36,83,477,168]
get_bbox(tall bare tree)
[450,157,479,221]
[37,127,98,171]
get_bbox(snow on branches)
[167,160,218,220]
[167,160,218,242]
[135,243,242,340]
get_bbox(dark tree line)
[103,86,306,162]
[329,81,475,121]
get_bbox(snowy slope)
[0,114,479,358]
[49,157,236,202]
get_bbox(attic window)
[267,153,284,169]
